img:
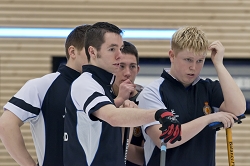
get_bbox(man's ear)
[88,46,97,59]
[137,65,140,74]
[169,49,175,62]
[68,46,76,59]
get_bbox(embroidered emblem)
[133,127,142,137]
[203,102,212,115]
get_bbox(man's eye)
[130,65,136,69]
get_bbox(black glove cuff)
[155,109,165,121]
[155,109,172,121]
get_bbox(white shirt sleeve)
[137,77,167,130]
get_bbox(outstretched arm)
[209,41,246,115]
[93,104,156,127]
[146,111,237,149]
[0,110,36,166]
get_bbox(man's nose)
[124,67,131,77]
[116,50,122,60]
[189,62,196,70]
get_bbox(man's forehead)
[104,33,123,46]
[178,50,206,58]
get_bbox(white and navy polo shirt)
[3,65,81,166]
[63,65,125,166]
[137,69,224,166]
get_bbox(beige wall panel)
[0,0,249,165]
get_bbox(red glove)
[155,109,181,144]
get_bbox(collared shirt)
[4,64,80,166]
[64,65,125,166]
[137,69,224,166]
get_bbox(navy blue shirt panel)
[64,90,88,166]
[145,70,223,166]
[42,65,80,166]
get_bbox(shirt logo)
[203,102,212,115]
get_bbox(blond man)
[137,26,245,166]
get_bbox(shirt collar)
[57,64,81,82]
[82,65,115,86]
[162,68,201,86]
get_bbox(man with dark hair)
[0,24,91,166]
[112,41,145,166]
[63,22,181,166]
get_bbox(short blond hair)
[171,26,208,56]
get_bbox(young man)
[137,26,246,166]
[63,22,181,166]
[0,24,91,166]
[112,41,145,166]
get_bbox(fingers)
[122,100,138,108]
[208,40,223,50]
[169,126,181,144]
[208,40,225,64]
[213,112,238,129]
[222,115,236,128]
[118,79,136,100]
[122,79,133,84]
[158,112,182,144]
[226,113,237,128]
[159,124,181,144]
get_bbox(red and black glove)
[155,109,181,144]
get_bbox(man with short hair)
[63,22,181,166]
[112,41,145,166]
[0,24,91,166]
[137,26,246,166]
